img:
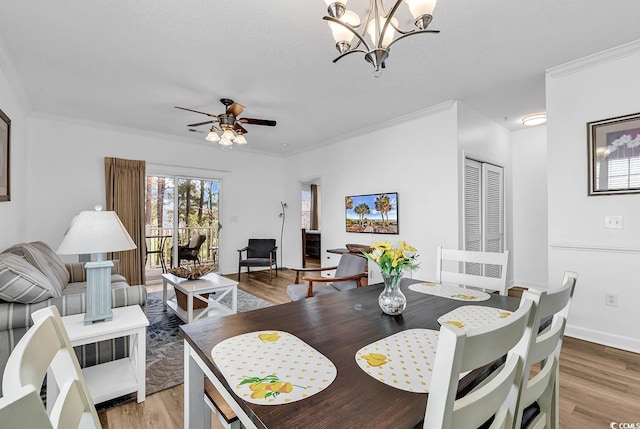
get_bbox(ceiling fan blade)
[187,120,216,127]
[238,117,277,127]
[174,106,217,117]
[227,102,246,117]
[233,123,248,134]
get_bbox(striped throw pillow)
[1,242,69,295]
[0,253,57,303]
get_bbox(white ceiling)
[1,1,640,156]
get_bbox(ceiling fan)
[175,98,276,146]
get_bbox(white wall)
[512,125,548,289]
[547,43,640,352]
[23,115,285,274]
[0,53,28,249]
[282,103,460,284]
[457,103,514,283]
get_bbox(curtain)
[310,184,319,230]
[105,157,146,286]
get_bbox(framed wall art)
[0,109,10,202]
[587,112,640,195]
[345,192,398,234]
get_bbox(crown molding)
[547,39,640,78]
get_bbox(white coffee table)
[162,272,238,323]
[48,305,149,409]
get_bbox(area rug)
[96,289,272,411]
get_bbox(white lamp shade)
[233,134,248,144]
[367,16,397,48]
[221,129,235,140]
[206,129,220,142]
[328,10,360,43]
[57,210,137,255]
[219,137,233,146]
[404,0,437,18]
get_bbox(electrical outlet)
[604,216,624,229]
[605,293,618,307]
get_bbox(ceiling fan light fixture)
[233,133,248,145]
[522,113,547,126]
[205,127,221,142]
[221,129,235,140]
[219,137,233,146]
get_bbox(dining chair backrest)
[0,385,53,429]
[514,271,577,429]
[424,298,535,429]
[1,305,101,428]
[436,246,510,295]
[331,253,367,291]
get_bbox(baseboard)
[565,324,640,354]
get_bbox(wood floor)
[101,267,640,428]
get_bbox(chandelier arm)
[377,0,404,48]
[385,29,440,50]
[332,49,368,63]
[323,16,371,52]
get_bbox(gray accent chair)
[237,239,278,281]
[286,253,367,301]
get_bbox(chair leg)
[238,266,241,282]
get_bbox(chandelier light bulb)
[328,10,360,46]
[219,137,233,146]
[404,0,437,19]
[367,16,398,49]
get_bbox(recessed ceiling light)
[522,113,547,126]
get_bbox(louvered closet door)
[463,158,504,278]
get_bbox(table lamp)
[57,206,136,324]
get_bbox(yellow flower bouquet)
[363,240,419,315]
[363,240,420,275]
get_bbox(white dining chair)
[436,246,510,295]
[424,298,535,429]
[0,385,53,429]
[2,305,101,428]
[513,271,577,429]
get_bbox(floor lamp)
[57,206,136,324]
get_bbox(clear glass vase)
[378,272,407,315]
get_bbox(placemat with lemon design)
[355,329,439,393]
[408,282,491,301]
[211,330,337,405]
[437,305,513,331]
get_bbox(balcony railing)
[145,226,219,270]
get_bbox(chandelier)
[323,0,439,76]
[205,115,248,146]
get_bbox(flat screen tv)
[345,192,398,234]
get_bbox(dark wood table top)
[181,278,520,429]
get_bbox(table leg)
[136,329,146,402]
[232,285,237,314]
[184,340,206,429]
[188,293,194,323]
[163,277,168,311]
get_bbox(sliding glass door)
[145,175,221,281]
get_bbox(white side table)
[47,305,149,409]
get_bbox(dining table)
[180,278,521,429]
